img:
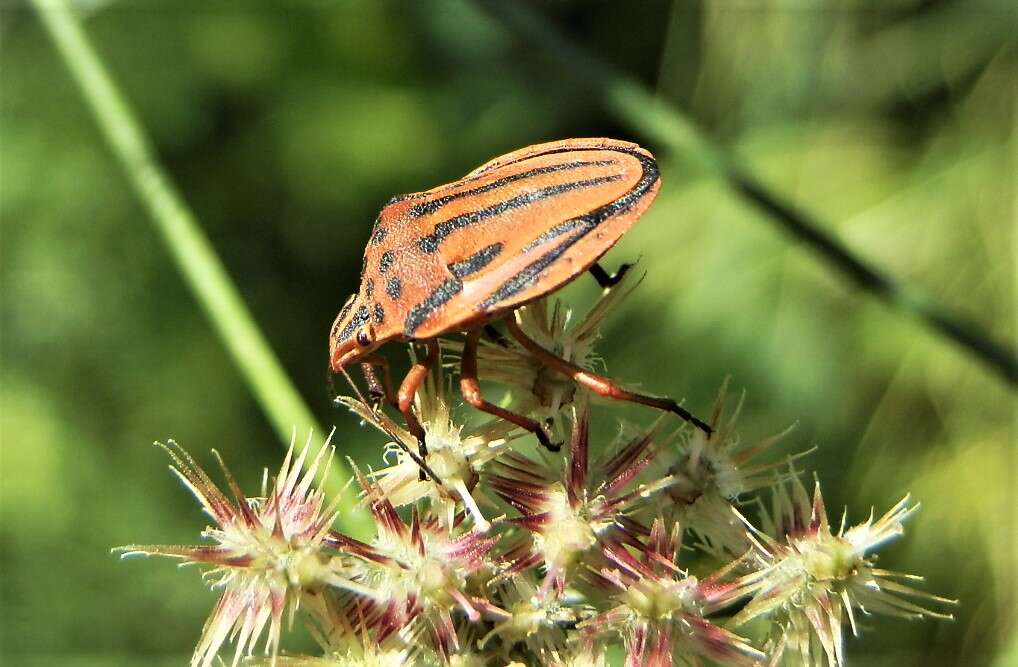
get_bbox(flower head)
[727,475,955,666]
[333,468,507,661]
[487,406,673,597]
[580,519,763,667]
[478,576,584,660]
[117,433,354,667]
[659,378,803,556]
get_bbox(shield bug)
[330,138,710,463]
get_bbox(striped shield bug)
[329,138,710,466]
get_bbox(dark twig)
[476,0,1017,386]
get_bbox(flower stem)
[32,0,372,538]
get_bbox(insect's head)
[329,294,380,370]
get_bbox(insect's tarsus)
[360,359,398,410]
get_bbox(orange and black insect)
[329,138,710,467]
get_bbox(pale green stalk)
[31,0,372,537]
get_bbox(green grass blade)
[32,0,373,538]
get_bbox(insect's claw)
[670,403,713,438]
[608,262,632,286]
[589,261,632,289]
[534,428,562,453]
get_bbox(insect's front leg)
[359,355,398,410]
[460,327,561,452]
[505,317,713,436]
[396,339,440,475]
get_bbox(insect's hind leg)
[397,339,441,474]
[504,317,713,435]
[589,261,632,289]
[460,327,561,452]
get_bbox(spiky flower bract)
[116,433,357,667]
[478,576,583,661]
[543,642,609,667]
[726,475,955,666]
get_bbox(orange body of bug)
[330,138,709,461]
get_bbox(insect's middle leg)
[505,317,713,435]
[397,339,440,462]
[589,261,632,289]
[460,327,560,452]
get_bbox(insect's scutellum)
[328,138,711,467]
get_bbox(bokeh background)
[2,1,1015,665]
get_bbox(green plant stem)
[32,0,373,537]
[477,0,1017,387]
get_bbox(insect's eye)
[356,327,373,348]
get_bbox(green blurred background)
[1,1,1015,665]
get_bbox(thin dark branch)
[476,0,1017,386]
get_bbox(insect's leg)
[483,323,512,348]
[460,327,561,452]
[397,339,440,467]
[589,261,632,289]
[505,317,713,436]
[359,355,398,409]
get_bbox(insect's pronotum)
[329,138,711,471]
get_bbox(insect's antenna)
[326,361,341,403]
[335,362,369,406]
[334,364,444,485]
